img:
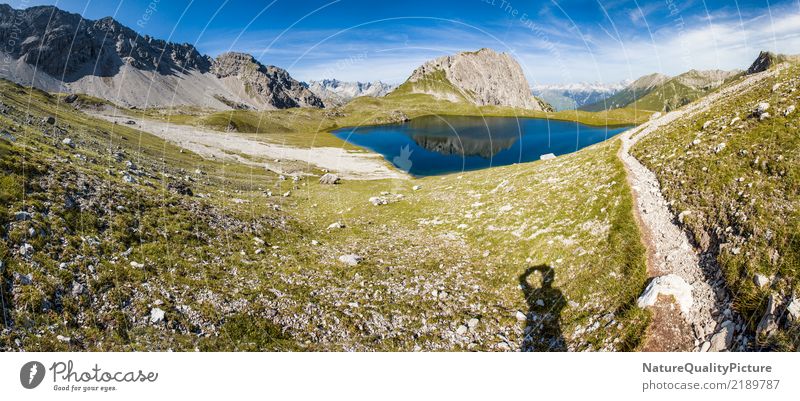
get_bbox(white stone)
[467,318,480,329]
[708,321,734,351]
[149,308,165,324]
[539,153,556,160]
[338,254,362,266]
[787,297,800,321]
[412,185,422,191]
[455,325,468,335]
[636,274,694,315]
[515,311,527,321]
[756,102,770,114]
[753,274,769,288]
[328,222,345,229]
[784,105,796,116]
[713,143,726,153]
[369,196,388,206]
[19,243,34,256]
[130,261,145,269]
[319,173,340,185]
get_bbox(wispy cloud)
[194,1,800,85]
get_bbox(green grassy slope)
[579,86,653,112]
[629,80,707,112]
[631,63,800,350]
[125,89,651,151]
[1,78,649,351]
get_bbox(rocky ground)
[0,77,649,351]
[630,62,800,350]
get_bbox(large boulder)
[636,274,694,315]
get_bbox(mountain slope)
[532,81,629,111]
[391,48,552,111]
[581,70,739,112]
[306,79,395,107]
[579,73,669,111]
[631,57,800,350]
[211,52,323,109]
[0,5,321,110]
[629,70,740,112]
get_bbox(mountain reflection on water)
[333,115,630,176]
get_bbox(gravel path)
[618,66,785,351]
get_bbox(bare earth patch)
[91,111,407,181]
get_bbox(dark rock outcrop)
[746,51,785,74]
[211,52,322,109]
[0,5,321,110]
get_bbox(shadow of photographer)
[519,265,567,351]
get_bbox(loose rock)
[636,274,694,315]
[150,308,166,324]
[319,173,340,185]
[338,254,362,266]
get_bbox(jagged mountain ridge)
[580,70,739,112]
[579,73,670,111]
[531,81,630,111]
[391,48,552,111]
[0,5,321,110]
[306,79,395,107]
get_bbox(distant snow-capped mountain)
[306,79,395,107]
[531,81,631,111]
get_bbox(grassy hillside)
[389,69,473,103]
[0,78,649,351]
[629,80,707,112]
[630,72,742,112]
[124,90,651,150]
[582,71,738,113]
[631,63,800,350]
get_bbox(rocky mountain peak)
[674,69,739,90]
[0,5,321,110]
[747,51,785,74]
[305,79,395,107]
[402,48,550,111]
[628,73,671,91]
[211,52,323,109]
[0,5,212,78]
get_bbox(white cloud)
[205,4,800,85]
[515,4,800,84]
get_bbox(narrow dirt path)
[617,66,785,351]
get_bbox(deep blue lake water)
[333,115,631,177]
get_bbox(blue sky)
[8,0,800,84]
